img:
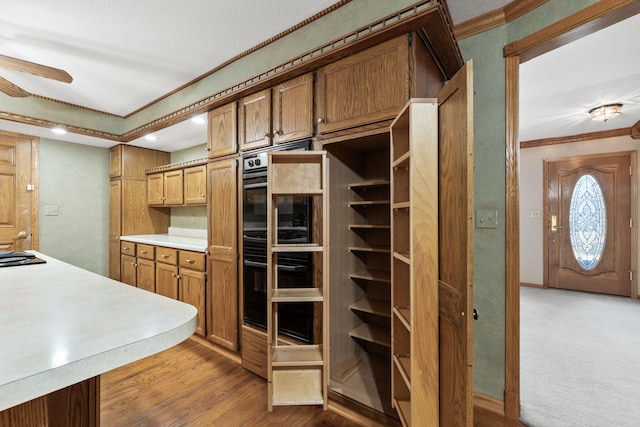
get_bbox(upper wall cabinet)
[109,144,170,180]
[272,73,313,145]
[146,162,207,207]
[316,35,418,137]
[208,102,238,159]
[239,73,313,152]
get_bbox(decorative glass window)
[569,174,606,270]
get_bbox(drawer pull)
[161,254,170,259]
[186,259,195,264]
[123,246,129,251]
[140,250,148,254]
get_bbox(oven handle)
[244,259,307,272]
[243,182,268,190]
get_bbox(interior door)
[0,132,36,251]
[437,60,474,425]
[546,152,632,296]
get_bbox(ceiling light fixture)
[144,134,158,142]
[51,126,66,135]
[589,103,623,122]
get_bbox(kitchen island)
[0,252,197,426]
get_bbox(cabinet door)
[147,173,165,205]
[316,35,409,134]
[184,166,207,205]
[156,262,179,299]
[163,170,184,205]
[109,145,122,178]
[207,158,238,351]
[239,89,271,151]
[272,73,313,144]
[108,180,122,279]
[120,254,137,286]
[137,258,156,293]
[208,103,237,158]
[180,268,206,336]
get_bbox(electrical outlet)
[476,209,498,229]
[45,205,59,216]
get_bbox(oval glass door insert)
[569,173,606,270]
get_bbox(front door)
[0,131,37,251]
[546,152,633,296]
[437,60,474,426]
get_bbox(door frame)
[542,151,637,295]
[504,0,640,420]
[0,130,39,251]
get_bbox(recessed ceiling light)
[144,134,158,142]
[51,126,66,135]
[191,115,206,125]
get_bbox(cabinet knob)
[317,117,324,124]
[201,194,205,198]
[140,250,147,254]
[186,259,195,264]
[123,246,129,250]
[161,254,169,259]
[274,129,282,136]
[263,132,270,138]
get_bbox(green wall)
[39,139,109,275]
[170,143,208,230]
[459,0,599,399]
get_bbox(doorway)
[545,152,633,296]
[504,1,640,421]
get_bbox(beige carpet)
[520,286,640,427]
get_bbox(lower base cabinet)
[119,242,206,337]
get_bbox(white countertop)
[0,252,197,411]
[119,234,207,252]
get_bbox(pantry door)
[437,60,474,426]
[0,131,37,251]
[546,152,633,296]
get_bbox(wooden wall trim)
[504,54,520,421]
[632,120,640,139]
[521,127,632,148]
[473,393,526,427]
[504,0,640,62]
[454,0,548,40]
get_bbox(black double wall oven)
[242,140,314,343]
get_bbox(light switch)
[476,209,498,229]
[45,205,59,216]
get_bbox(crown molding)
[520,127,632,149]
[454,0,548,40]
[632,120,640,139]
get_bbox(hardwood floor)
[100,338,359,426]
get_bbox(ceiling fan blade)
[0,77,30,97]
[0,54,72,83]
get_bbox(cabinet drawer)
[120,241,136,256]
[137,243,155,260]
[156,247,178,265]
[179,250,205,271]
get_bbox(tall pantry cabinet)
[108,144,170,280]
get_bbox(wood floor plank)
[101,338,359,426]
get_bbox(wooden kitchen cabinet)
[156,261,179,299]
[109,144,169,180]
[207,157,238,351]
[208,102,237,159]
[179,267,206,336]
[272,73,313,145]
[109,149,170,281]
[137,258,156,293]
[316,35,430,137]
[239,73,313,151]
[147,170,184,206]
[183,165,207,205]
[239,89,271,151]
[120,254,137,286]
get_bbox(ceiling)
[0,0,637,151]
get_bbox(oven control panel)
[243,152,268,172]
